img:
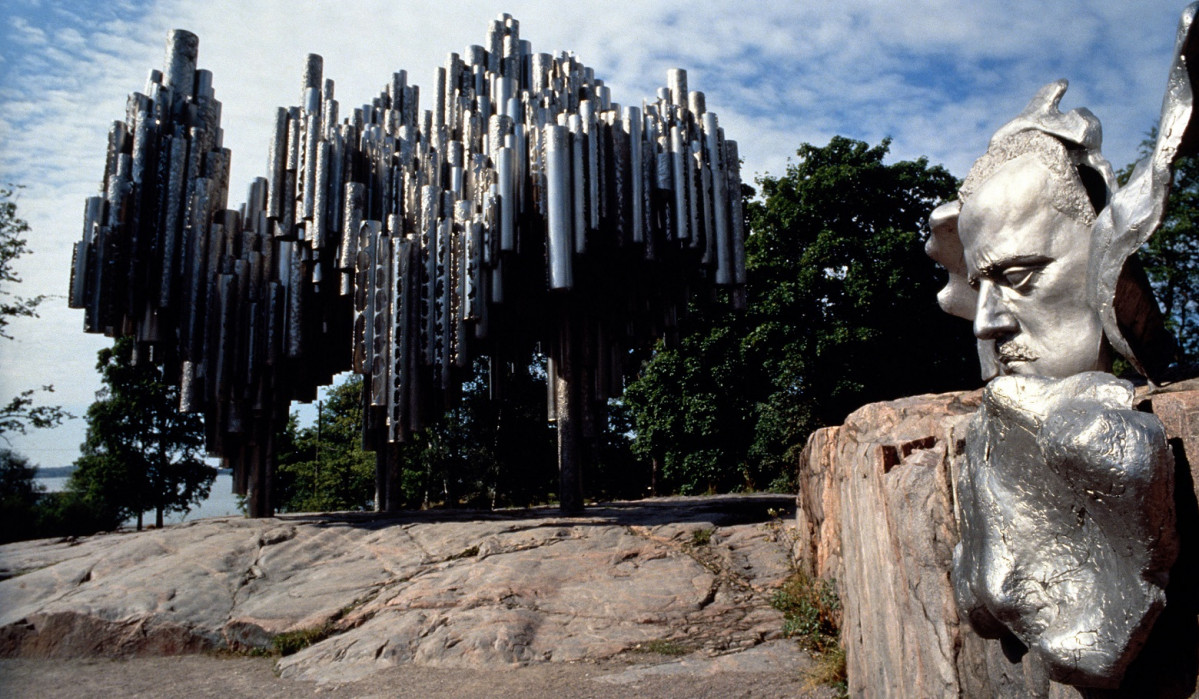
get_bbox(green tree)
[626,137,979,493]
[275,358,561,512]
[0,185,70,541]
[71,337,214,529]
[275,375,376,512]
[625,310,758,494]
[1120,134,1199,368]
[0,185,67,439]
[0,449,43,542]
[0,185,45,340]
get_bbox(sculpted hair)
[958,130,1098,227]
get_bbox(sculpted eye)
[1001,266,1042,292]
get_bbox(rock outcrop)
[797,382,1199,698]
[0,495,799,685]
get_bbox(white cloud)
[0,0,1192,466]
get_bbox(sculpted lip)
[996,341,1038,364]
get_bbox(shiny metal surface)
[69,16,748,514]
[926,4,1199,690]
[955,373,1177,688]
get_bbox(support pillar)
[554,312,584,514]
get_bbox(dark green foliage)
[1120,135,1199,368]
[486,356,558,507]
[0,185,45,340]
[275,358,565,512]
[772,571,847,693]
[1149,154,1199,364]
[70,337,214,530]
[625,309,759,495]
[625,138,979,494]
[746,138,977,463]
[773,571,842,651]
[0,185,66,440]
[0,187,72,541]
[0,449,42,543]
[588,398,646,501]
[274,376,376,513]
[0,449,118,541]
[272,624,335,656]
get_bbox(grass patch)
[272,623,335,656]
[689,527,713,546]
[807,646,848,697]
[772,570,846,694]
[632,638,689,656]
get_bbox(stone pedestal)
[797,381,1199,698]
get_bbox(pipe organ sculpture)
[67,16,747,516]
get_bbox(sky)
[0,0,1192,469]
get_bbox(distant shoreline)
[35,466,232,479]
[34,466,75,478]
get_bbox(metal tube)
[699,148,715,264]
[340,181,365,272]
[667,68,687,111]
[370,235,391,406]
[285,233,304,359]
[163,29,198,111]
[437,217,452,385]
[627,106,644,244]
[389,239,412,442]
[704,113,732,285]
[313,140,330,249]
[725,139,747,287]
[266,108,288,219]
[670,125,689,242]
[497,146,515,252]
[420,184,438,364]
[545,124,573,290]
[570,115,586,253]
[302,110,320,221]
[159,124,188,307]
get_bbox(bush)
[772,570,846,693]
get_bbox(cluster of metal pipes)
[69,16,746,514]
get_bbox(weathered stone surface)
[796,389,981,697]
[798,383,1199,698]
[0,495,798,685]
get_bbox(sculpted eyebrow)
[968,255,1053,286]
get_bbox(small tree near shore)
[71,337,214,529]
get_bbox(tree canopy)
[1119,136,1199,369]
[70,337,214,529]
[0,186,67,440]
[274,375,376,513]
[275,358,573,512]
[625,137,979,493]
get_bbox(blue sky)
[0,0,1192,468]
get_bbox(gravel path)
[0,642,841,698]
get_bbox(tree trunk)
[651,457,660,498]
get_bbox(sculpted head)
[928,81,1121,380]
[958,131,1108,377]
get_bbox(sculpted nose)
[973,280,1018,340]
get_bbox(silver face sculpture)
[926,3,1199,689]
[956,133,1108,379]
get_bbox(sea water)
[35,471,244,526]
